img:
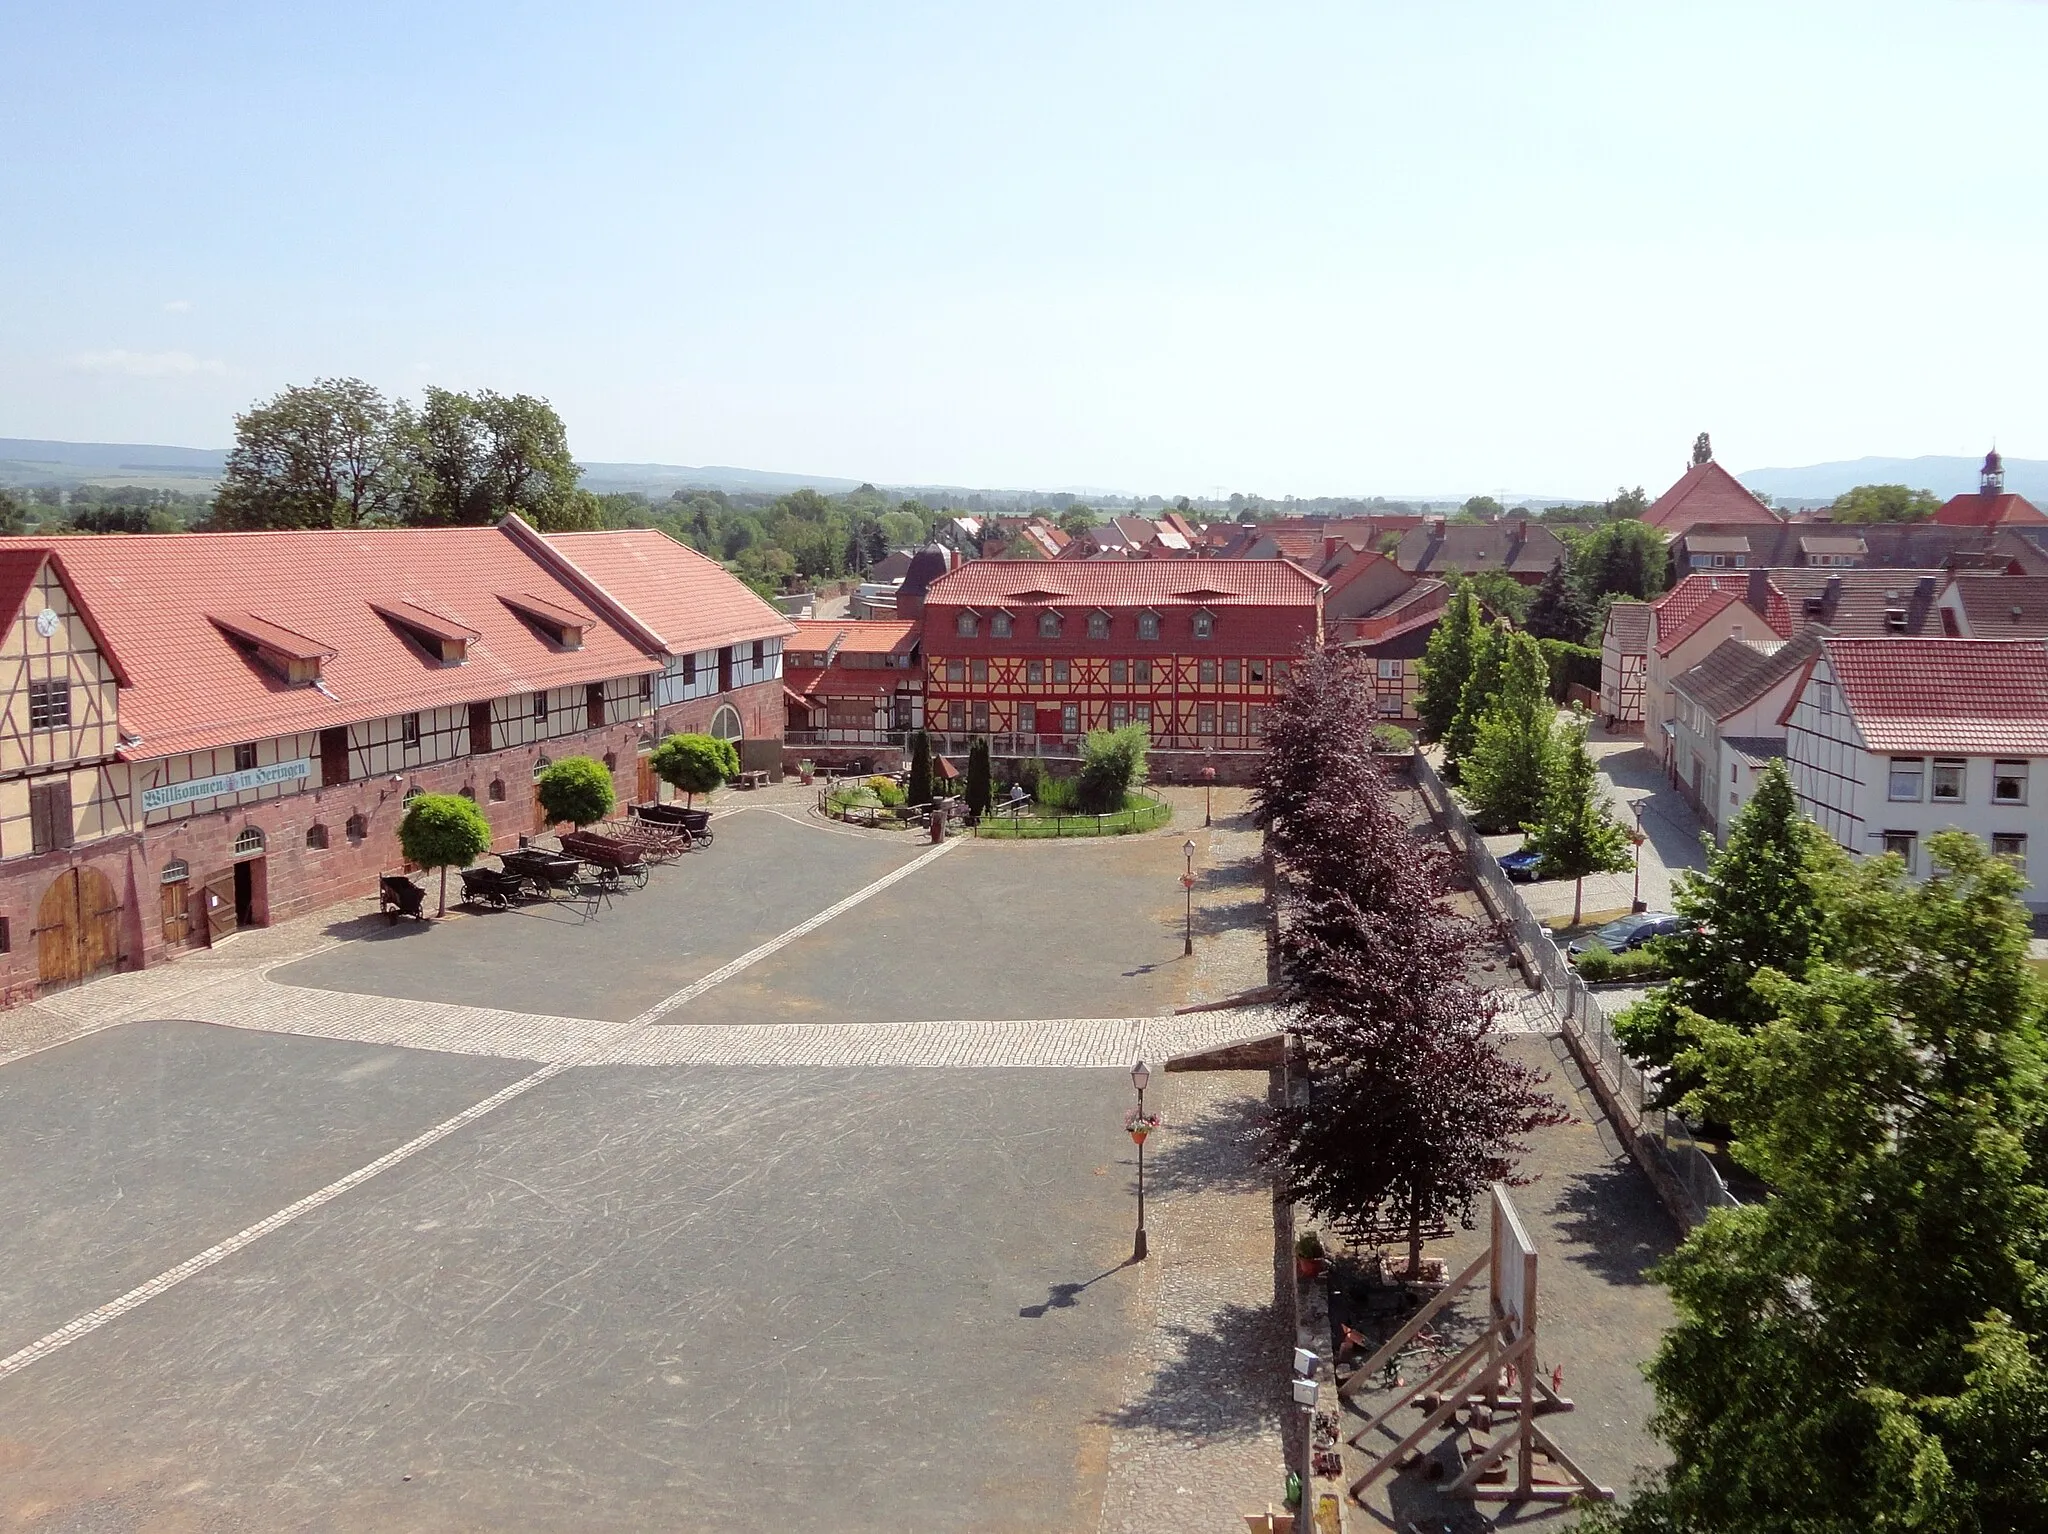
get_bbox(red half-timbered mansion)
[0,516,791,1003]
[918,560,1324,754]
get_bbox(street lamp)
[1182,838,1197,956]
[1200,765,1216,827]
[1627,798,1648,913]
[1127,1059,1158,1261]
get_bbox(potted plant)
[1295,1231,1326,1280]
[798,759,814,784]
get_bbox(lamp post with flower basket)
[1127,1059,1160,1261]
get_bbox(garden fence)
[1412,753,1740,1221]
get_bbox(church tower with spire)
[1982,447,2005,496]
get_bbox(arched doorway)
[36,867,122,989]
[710,704,742,742]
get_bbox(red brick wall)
[0,675,787,1005]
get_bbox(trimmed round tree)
[398,792,493,917]
[650,732,738,806]
[536,754,615,830]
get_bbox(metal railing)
[1412,752,1740,1220]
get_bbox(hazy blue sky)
[3,2,2043,498]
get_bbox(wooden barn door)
[201,869,238,944]
[636,754,657,805]
[35,868,122,989]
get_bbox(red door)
[1035,706,1062,739]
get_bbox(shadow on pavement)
[1137,1091,1273,1200]
[1017,1260,1135,1319]
[1550,1161,1669,1288]
[1097,1299,1289,1441]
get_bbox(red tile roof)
[540,528,795,653]
[209,612,338,661]
[788,619,919,655]
[1642,461,1783,533]
[1652,574,1772,654]
[924,558,1323,609]
[1807,638,2048,754]
[1933,491,2048,528]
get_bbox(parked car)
[1567,911,1685,957]
[1497,847,1546,882]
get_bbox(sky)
[3,1,2045,500]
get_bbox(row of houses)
[0,518,795,1002]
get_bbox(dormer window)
[210,613,334,686]
[1088,610,1110,639]
[372,599,477,665]
[956,611,978,637]
[1038,610,1062,638]
[1192,611,1215,639]
[991,611,1012,639]
[1138,611,1160,641]
[500,592,591,650]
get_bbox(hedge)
[1537,638,1602,703]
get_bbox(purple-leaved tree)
[1259,645,1568,1275]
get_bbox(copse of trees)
[1415,579,1481,744]
[1829,482,1941,523]
[1258,645,1565,1276]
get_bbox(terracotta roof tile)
[1642,462,1782,533]
[787,619,919,655]
[1934,491,2048,528]
[1818,638,2048,754]
[1945,575,2048,637]
[541,528,795,654]
[925,559,1322,609]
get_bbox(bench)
[737,770,770,790]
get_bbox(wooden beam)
[1337,1247,1489,1397]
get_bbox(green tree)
[650,733,737,805]
[1613,759,1849,1102]
[1076,723,1149,814]
[966,737,992,818]
[1829,483,1942,523]
[398,791,493,917]
[878,510,927,547]
[1443,620,1508,773]
[1570,518,1668,605]
[535,755,615,829]
[1603,833,2048,1534]
[1525,556,1592,642]
[907,730,933,806]
[1458,632,1559,833]
[212,377,416,530]
[1459,494,1503,521]
[1521,717,1632,924]
[1607,484,1651,520]
[1057,505,1098,538]
[0,489,29,536]
[1461,567,1533,624]
[408,387,578,527]
[1415,579,1480,743]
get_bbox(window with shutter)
[29,779,72,854]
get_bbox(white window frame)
[1882,830,1918,872]
[1996,760,2030,805]
[1931,758,1965,803]
[1888,757,1924,802]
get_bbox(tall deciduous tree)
[1444,620,1508,774]
[213,377,416,530]
[409,387,579,527]
[1261,645,1565,1275]
[1613,758,1849,1103]
[1525,556,1592,643]
[1521,717,1632,924]
[1603,833,2048,1534]
[1569,518,1668,604]
[1458,632,1559,833]
[1415,579,1480,744]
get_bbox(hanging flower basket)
[1125,1108,1162,1146]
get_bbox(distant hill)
[575,460,864,496]
[1738,454,2048,504]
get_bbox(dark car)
[1497,847,1546,882]
[1567,911,1685,957]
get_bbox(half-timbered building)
[918,559,1323,757]
[0,517,790,1002]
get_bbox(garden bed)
[971,793,1172,838]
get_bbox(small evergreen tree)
[1414,579,1479,744]
[1458,632,1559,833]
[1604,833,2048,1533]
[650,732,737,805]
[966,737,992,818]
[907,730,933,806]
[1521,717,1632,924]
[1613,758,1849,1102]
[535,755,615,829]
[1525,556,1591,642]
[398,792,493,917]
[1443,620,1508,774]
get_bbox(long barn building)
[0,516,790,1002]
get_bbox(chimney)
[1824,574,1842,619]
[1746,568,1771,616]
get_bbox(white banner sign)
[141,757,312,814]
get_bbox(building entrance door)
[201,869,238,943]
[234,860,258,927]
[1035,705,1062,739]
[34,867,122,989]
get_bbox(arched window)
[233,826,265,858]
[402,786,422,805]
[1038,610,1061,638]
[489,778,507,802]
[459,784,476,800]
[305,823,329,850]
[532,755,552,781]
[161,858,189,885]
[710,705,743,742]
[345,813,369,844]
